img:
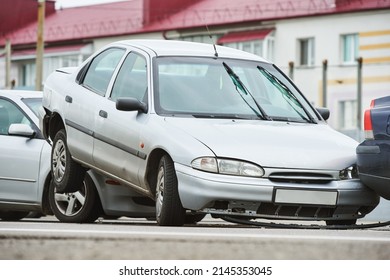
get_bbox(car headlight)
[191,157,264,177]
[339,164,359,180]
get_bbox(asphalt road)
[1,216,389,260]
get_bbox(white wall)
[275,10,390,134]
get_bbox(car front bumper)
[175,163,379,220]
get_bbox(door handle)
[65,95,72,103]
[99,110,108,118]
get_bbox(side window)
[82,48,125,96]
[0,99,33,135]
[110,52,147,102]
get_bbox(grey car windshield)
[155,57,319,122]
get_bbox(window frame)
[341,33,359,65]
[109,51,148,103]
[298,37,315,67]
[78,47,126,96]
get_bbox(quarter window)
[298,38,315,66]
[342,34,359,64]
[82,48,125,96]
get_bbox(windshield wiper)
[191,113,253,119]
[222,62,272,121]
[257,65,317,124]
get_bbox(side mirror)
[116,97,147,113]
[8,123,36,138]
[316,107,330,121]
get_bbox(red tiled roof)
[1,0,145,45]
[146,0,390,30]
[1,0,390,47]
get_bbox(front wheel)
[51,129,86,193]
[49,174,101,223]
[155,155,185,226]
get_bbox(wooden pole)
[5,39,11,89]
[35,0,45,91]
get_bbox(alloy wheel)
[54,184,87,217]
[52,139,66,183]
[155,165,165,221]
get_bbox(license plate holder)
[274,188,338,206]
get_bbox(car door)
[0,97,43,203]
[65,47,126,166]
[93,51,149,192]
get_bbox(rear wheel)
[0,211,29,221]
[326,219,357,226]
[155,155,185,226]
[51,129,86,193]
[49,174,101,223]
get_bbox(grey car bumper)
[175,163,379,220]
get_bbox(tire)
[155,155,185,226]
[0,211,29,221]
[185,213,206,224]
[326,219,357,226]
[51,129,86,193]
[49,174,101,223]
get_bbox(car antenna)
[205,24,218,58]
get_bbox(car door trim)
[65,119,147,160]
[0,176,36,183]
[66,119,94,136]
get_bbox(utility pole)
[356,57,363,134]
[35,0,45,91]
[5,39,11,89]
[288,61,294,80]
[322,59,328,108]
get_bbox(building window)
[342,34,359,64]
[223,38,274,61]
[181,35,219,44]
[298,38,315,66]
[339,100,357,130]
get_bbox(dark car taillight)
[364,100,375,139]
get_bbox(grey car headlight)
[339,164,359,180]
[192,157,264,177]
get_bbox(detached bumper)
[175,163,379,220]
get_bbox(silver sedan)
[40,40,379,226]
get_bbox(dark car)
[357,96,390,200]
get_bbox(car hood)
[165,118,358,170]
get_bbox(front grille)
[268,172,334,184]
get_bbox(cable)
[221,216,390,230]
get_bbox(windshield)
[154,57,319,122]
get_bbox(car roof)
[0,90,42,100]
[113,39,269,62]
